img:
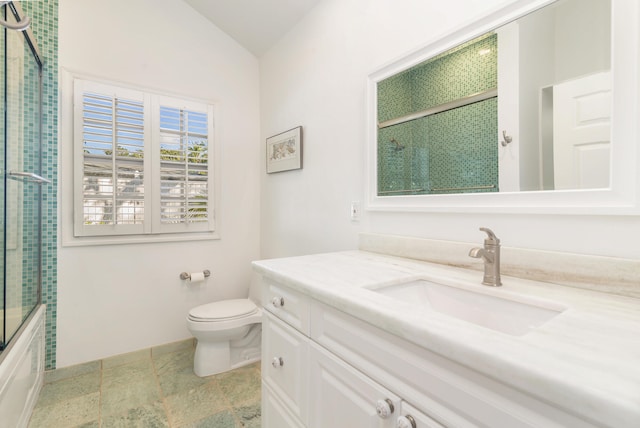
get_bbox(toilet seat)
[188,299,259,322]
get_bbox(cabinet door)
[309,342,401,428]
[398,401,446,428]
[263,381,305,428]
[262,312,308,424]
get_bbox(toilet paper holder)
[180,270,211,280]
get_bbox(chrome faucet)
[469,227,502,286]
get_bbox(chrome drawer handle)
[272,357,284,368]
[271,297,284,308]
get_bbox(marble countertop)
[252,250,640,428]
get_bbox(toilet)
[186,275,263,377]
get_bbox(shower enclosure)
[0,1,45,351]
[0,2,47,426]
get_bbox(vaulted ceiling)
[182,0,322,56]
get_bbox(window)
[73,79,216,238]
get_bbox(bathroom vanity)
[253,0,640,424]
[253,243,640,428]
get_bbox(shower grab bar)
[0,1,30,31]
[432,184,496,192]
[7,171,51,185]
[378,88,497,129]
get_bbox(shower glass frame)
[0,1,44,351]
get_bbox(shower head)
[0,2,31,31]
[391,138,405,151]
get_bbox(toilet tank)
[248,273,262,306]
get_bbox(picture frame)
[266,126,303,173]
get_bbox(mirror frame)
[366,0,639,215]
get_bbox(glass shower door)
[2,3,44,348]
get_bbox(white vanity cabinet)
[263,279,309,333]
[309,301,602,428]
[262,280,310,427]
[308,341,401,428]
[261,279,602,428]
[262,278,447,428]
[399,402,447,428]
[262,313,308,425]
[262,381,305,428]
[308,341,444,428]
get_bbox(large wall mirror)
[367,0,640,214]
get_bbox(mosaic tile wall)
[377,34,498,195]
[20,0,58,370]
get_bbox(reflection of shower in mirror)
[390,138,405,152]
[373,0,612,196]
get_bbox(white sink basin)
[371,279,566,336]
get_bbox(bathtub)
[0,305,45,427]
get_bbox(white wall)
[57,0,261,367]
[260,0,640,261]
[517,0,611,190]
[518,4,555,191]
[554,0,611,83]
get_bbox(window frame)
[69,74,220,244]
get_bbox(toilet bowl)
[186,276,263,377]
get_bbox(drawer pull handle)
[272,297,285,307]
[272,357,284,368]
[376,398,395,419]
[397,415,417,428]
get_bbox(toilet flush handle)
[272,297,285,308]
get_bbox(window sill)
[61,230,220,247]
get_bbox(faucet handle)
[479,227,500,245]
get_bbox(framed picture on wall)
[266,126,303,173]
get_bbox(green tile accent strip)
[20,0,59,370]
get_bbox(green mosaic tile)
[20,0,59,369]
[377,34,498,195]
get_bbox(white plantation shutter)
[152,96,215,233]
[73,79,215,239]
[74,79,151,236]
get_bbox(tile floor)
[28,339,261,427]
